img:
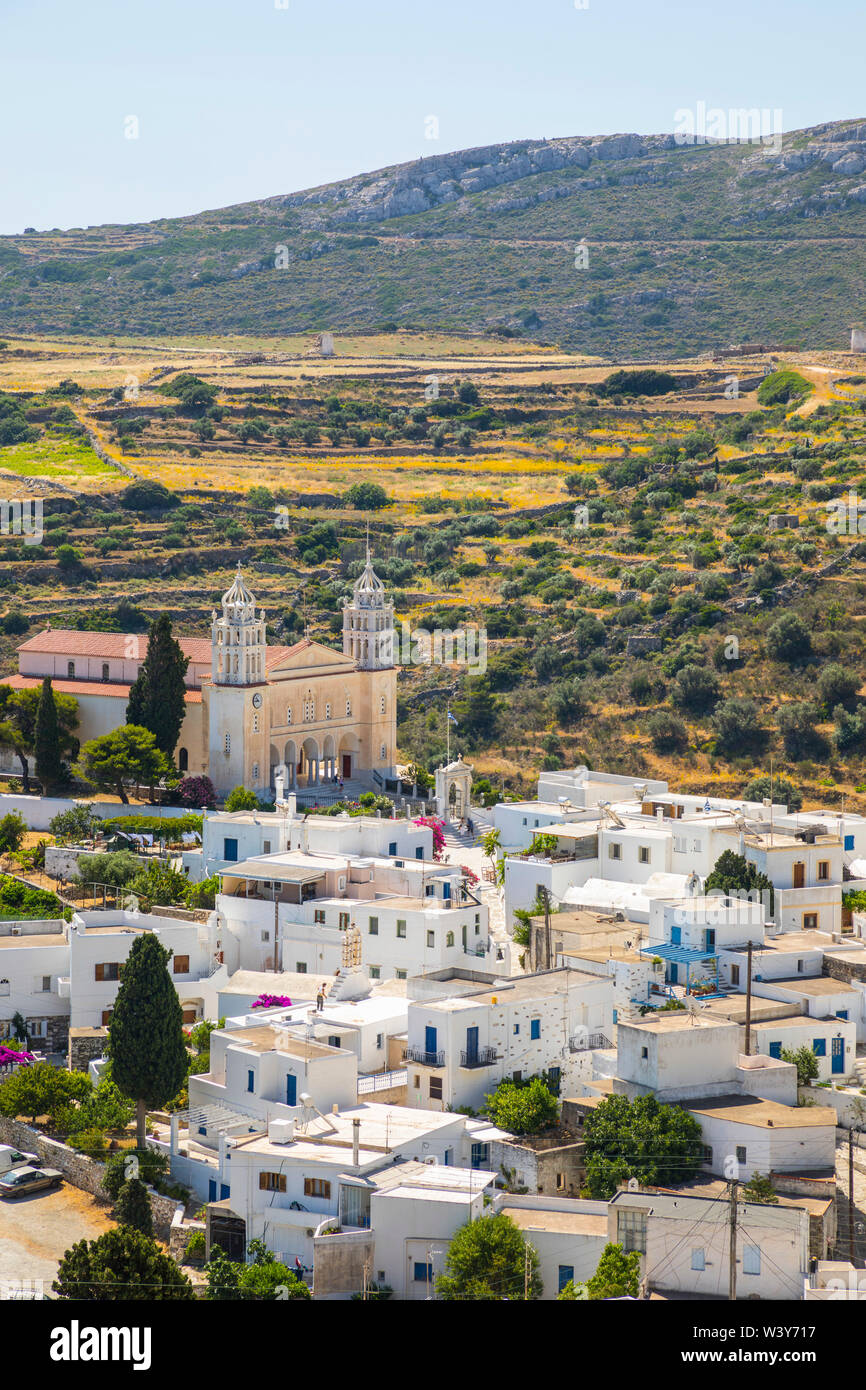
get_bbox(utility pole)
[849,1127,856,1267]
[744,940,753,1057]
[524,1246,531,1300]
[362,1257,369,1301]
[541,885,552,972]
[728,1180,738,1302]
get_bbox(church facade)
[5,554,398,798]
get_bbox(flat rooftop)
[622,1012,735,1034]
[685,1094,836,1129]
[232,1101,462,1165]
[725,932,835,955]
[500,1205,607,1238]
[222,1025,338,1061]
[420,968,601,1013]
[770,976,859,996]
[528,910,633,935]
[0,932,67,948]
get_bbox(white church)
[4,552,398,798]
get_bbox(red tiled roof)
[16,629,302,671]
[1,674,203,704]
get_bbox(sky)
[1,0,864,235]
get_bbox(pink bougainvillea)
[251,994,293,1009]
[460,864,480,885]
[0,1047,34,1067]
[413,816,446,861]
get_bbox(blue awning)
[640,943,717,965]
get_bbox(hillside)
[5,120,866,355]
[0,336,865,813]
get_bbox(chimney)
[352,1117,361,1166]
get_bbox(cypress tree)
[126,614,189,758]
[115,1177,154,1238]
[108,935,188,1145]
[34,677,62,792]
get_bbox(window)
[223,837,238,862]
[328,1036,341,1049]
[513,1024,520,1035]
[427,931,435,948]
[396,920,407,938]
[296,962,307,973]
[512,1071,522,1083]
[247,1070,255,1093]
[742,1245,761,1276]
[674,835,687,853]
[413,1262,433,1283]
[395,969,407,980]
[845,835,855,851]
[380,744,386,759]
[285,706,293,725]
[263,840,271,855]
[102,662,110,681]
[314,909,326,925]
[616,1209,647,1254]
[346,698,352,717]
[253,714,259,734]
[442,882,451,901]
[415,846,423,860]
[41,975,51,992]
[429,1076,442,1100]
[803,913,818,931]
[768,1041,782,1059]
[556,1172,566,1191]
[67,661,75,678]
[338,912,350,931]
[797,958,804,973]
[609,843,622,860]
[178,747,188,772]
[368,916,379,935]
[414,1073,420,1088]
[471,1142,489,1168]
[818,860,829,881]
[691,1248,706,1272]
[388,841,398,856]
[702,1146,713,1164]
[259,1172,286,1193]
[558,1265,575,1293]
[731,964,740,986]
[813,1038,826,1056]
[736,1146,746,1165]
[380,695,386,714]
[638,846,650,865]
[641,1046,648,1059]
[369,966,380,980]
[94,963,120,982]
[837,1010,849,1021]
[446,931,454,947]
[376,1033,384,1049]
[259,930,270,944]
[304,1178,331,1199]
[325,703,331,720]
[101,1010,113,1026]
[530,1018,541,1040]
[173,955,189,974]
[425,884,435,897]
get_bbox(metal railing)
[569,1031,612,1053]
[405,1046,445,1068]
[358,1068,407,1094]
[460,1047,499,1069]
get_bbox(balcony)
[569,1031,611,1053]
[405,1046,445,1067]
[460,1046,499,1069]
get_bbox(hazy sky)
[1,0,863,234]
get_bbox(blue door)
[208,1179,217,1201]
[768,1041,782,1059]
[220,1184,230,1200]
[670,926,682,946]
[466,1026,478,1063]
[832,1037,844,1074]
[670,962,678,984]
[223,837,238,862]
[286,1073,297,1106]
[706,929,715,951]
[425,1026,438,1061]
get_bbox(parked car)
[0,1166,63,1198]
[0,1143,39,1175]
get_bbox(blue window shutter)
[247,1069,255,1093]
[768,1041,782,1059]
[220,1184,230,1200]
[224,838,238,862]
[530,1018,541,1040]
[286,1073,297,1106]
[558,1265,574,1292]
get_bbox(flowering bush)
[413,816,446,861]
[460,864,480,885]
[177,775,218,809]
[251,994,292,1009]
[0,1046,34,1067]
